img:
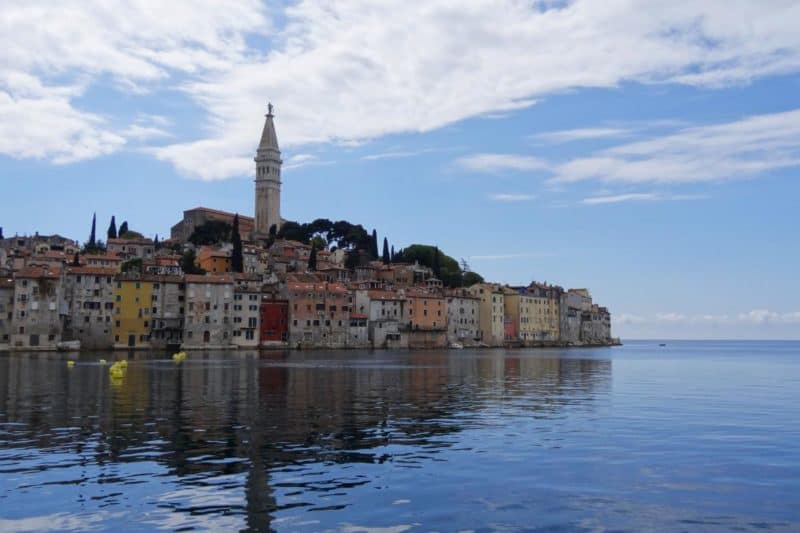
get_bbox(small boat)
[659,343,667,347]
[56,340,81,351]
[449,342,464,349]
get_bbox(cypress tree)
[308,241,318,271]
[119,221,129,237]
[382,237,390,264]
[390,245,395,263]
[371,229,379,259]
[107,216,117,240]
[432,246,441,278]
[88,213,97,248]
[231,214,243,273]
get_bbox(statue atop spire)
[267,102,274,117]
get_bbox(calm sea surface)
[1,341,799,531]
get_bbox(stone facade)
[445,290,480,345]
[287,280,352,348]
[0,277,13,350]
[170,207,255,243]
[253,104,282,237]
[232,275,261,348]
[149,275,185,350]
[63,267,116,350]
[10,266,67,350]
[183,275,234,349]
[107,238,154,260]
[354,289,408,349]
[467,283,505,346]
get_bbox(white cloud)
[122,115,172,142]
[533,127,632,143]
[634,310,800,325]
[580,192,707,205]
[0,0,268,166]
[469,252,556,261]
[489,193,536,202]
[283,153,330,170]
[0,74,125,163]
[4,1,800,177]
[552,109,800,185]
[456,154,549,173]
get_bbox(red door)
[260,300,289,342]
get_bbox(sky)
[1,0,799,340]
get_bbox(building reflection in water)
[0,349,611,530]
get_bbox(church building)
[252,102,283,240]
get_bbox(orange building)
[405,290,447,348]
[197,246,232,273]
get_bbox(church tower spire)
[254,102,282,237]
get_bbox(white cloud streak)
[4,1,800,177]
[456,154,550,173]
[552,109,800,185]
[533,127,632,143]
[580,192,707,205]
[489,193,536,202]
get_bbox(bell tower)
[254,102,282,238]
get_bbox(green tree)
[88,212,97,249]
[180,249,205,275]
[119,221,129,237]
[188,220,231,246]
[395,244,476,288]
[308,241,318,271]
[231,214,243,273]
[107,216,117,240]
[432,246,441,278]
[390,245,395,263]
[463,271,485,286]
[345,249,360,270]
[121,258,143,273]
[371,229,379,258]
[382,237,390,264]
[154,234,160,250]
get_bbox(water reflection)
[0,349,611,530]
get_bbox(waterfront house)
[183,274,234,349]
[10,265,67,350]
[64,266,116,350]
[112,273,153,349]
[467,283,505,346]
[445,289,480,345]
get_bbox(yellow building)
[529,283,560,341]
[113,275,153,348]
[503,287,536,342]
[466,283,505,346]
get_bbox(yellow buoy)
[172,351,187,362]
[118,360,128,368]
[99,359,107,365]
[67,361,75,368]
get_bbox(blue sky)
[2,1,799,339]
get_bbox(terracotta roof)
[367,290,404,300]
[186,207,254,222]
[108,238,153,245]
[16,265,62,279]
[185,274,234,284]
[66,266,118,276]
